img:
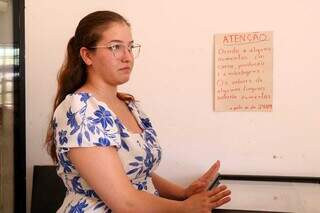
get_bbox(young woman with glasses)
[45,10,231,213]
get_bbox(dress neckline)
[72,92,145,136]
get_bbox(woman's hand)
[182,184,231,213]
[183,160,221,199]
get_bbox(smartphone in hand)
[207,173,221,190]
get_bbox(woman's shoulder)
[53,92,122,149]
[54,92,85,111]
[53,92,111,118]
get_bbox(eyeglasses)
[89,42,141,59]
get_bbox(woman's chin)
[116,76,130,85]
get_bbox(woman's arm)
[151,172,187,200]
[152,161,222,201]
[69,147,185,213]
[69,147,231,213]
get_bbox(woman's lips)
[118,67,131,73]
[119,67,131,71]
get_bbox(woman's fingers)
[207,184,227,196]
[206,184,231,208]
[184,184,231,212]
[200,160,220,181]
[211,196,231,208]
[209,189,231,203]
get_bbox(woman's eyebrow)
[107,40,134,44]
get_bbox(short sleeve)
[53,93,121,154]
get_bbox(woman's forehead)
[100,23,132,43]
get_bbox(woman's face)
[87,22,135,86]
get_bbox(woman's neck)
[80,79,120,104]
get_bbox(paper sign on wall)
[214,31,273,112]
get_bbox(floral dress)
[53,92,162,212]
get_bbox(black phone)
[207,173,220,190]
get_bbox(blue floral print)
[54,93,162,212]
[132,180,148,191]
[141,117,152,128]
[94,201,111,212]
[57,153,73,173]
[71,176,86,194]
[93,137,110,147]
[144,147,155,177]
[80,93,90,103]
[58,130,68,145]
[67,107,79,132]
[114,118,130,151]
[115,118,129,138]
[69,199,88,213]
[93,105,114,129]
[145,130,156,145]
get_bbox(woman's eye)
[111,44,122,50]
[128,45,135,52]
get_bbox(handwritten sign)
[214,31,273,112]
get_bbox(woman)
[46,10,231,212]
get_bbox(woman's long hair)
[45,11,133,162]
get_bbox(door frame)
[13,0,26,212]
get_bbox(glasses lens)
[132,45,140,58]
[109,43,141,59]
[111,44,124,58]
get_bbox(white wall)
[26,0,320,212]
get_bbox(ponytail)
[45,36,87,162]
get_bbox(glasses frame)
[89,42,141,59]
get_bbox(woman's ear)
[80,47,93,66]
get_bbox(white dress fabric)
[53,92,162,212]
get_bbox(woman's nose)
[121,47,133,62]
